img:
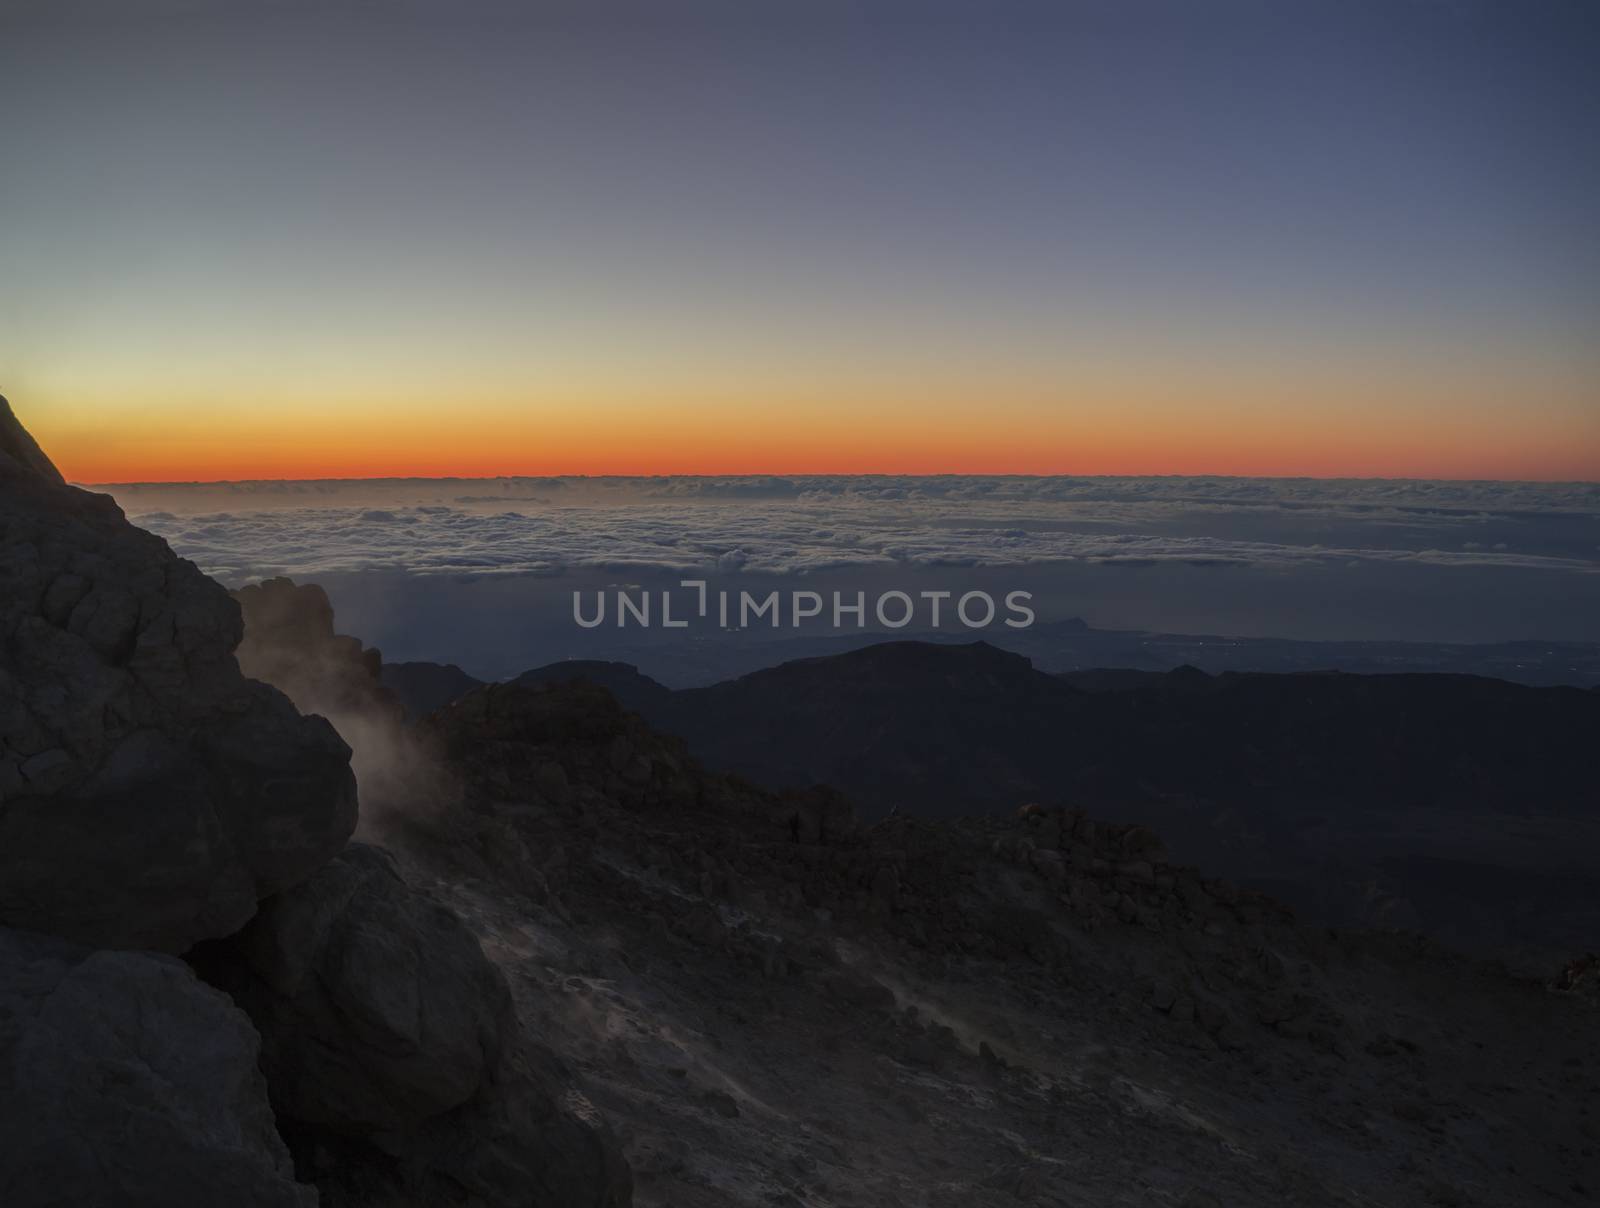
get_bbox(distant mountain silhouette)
[616,641,1593,814]
[665,641,1086,811]
[512,659,672,716]
[373,639,1600,954]
[383,660,485,719]
[490,640,1600,958]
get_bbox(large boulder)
[208,842,511,1135]
[0,396,357,951]
[196,843,632,1206]
[0,927,315,1208]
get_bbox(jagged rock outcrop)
[400,679,864,926]
[233,579,404,729]
[232,576,420,814]
[512,660,671,716]
[0,402,64,484]
[0,396,357,952]
[0,927,315,1208]
[423,680,703,812]
[420,678,855,838]
[0,403,630,1208]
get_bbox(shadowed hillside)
[489,642,1600,961]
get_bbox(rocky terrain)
[234,577,403,734]
[0,405,355,952]
[316,584,1600,1205]
[232,576,421,814]
[418,642,1600,963]
[0,397,625,1207]
[379,675,1600,1207]
[4,394,1598,1206]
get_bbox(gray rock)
[217,843,513,1136]
[198,845,632,1206]
[0,399,64,484]
[0,396,357,952]
[231,577,405,738]
[0,927,315,1208]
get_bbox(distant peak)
[879,639,1030,666]
[516,658,651,680]
[776,639,1040,681]
[0,395,66,486]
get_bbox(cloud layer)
[107,474,1600,584]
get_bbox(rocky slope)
[498,643,1600,961]
[0,397,627,1207]
[192,841,631,1208]
[372,675,1600,1207]
[0,398,356,952]
[254,581,1599,1204]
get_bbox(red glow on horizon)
[30,399,1600,486]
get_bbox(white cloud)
[103,474,1600,586]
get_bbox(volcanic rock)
[389,676,1600,1207]
[194,843,632,1207]
[0,396,356,952]
[233,578,404,730]
[0,926,314,1208]
[199,843,511,1136]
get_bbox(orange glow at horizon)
[20,375,1600,486]
[40,420,1600,486]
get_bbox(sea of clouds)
[105,474,1600,582]
[93,475,1600,676]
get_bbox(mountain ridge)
[384,638,1600,959]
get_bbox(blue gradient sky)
[3,0,1596,480]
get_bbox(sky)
[2,0,1597,481]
